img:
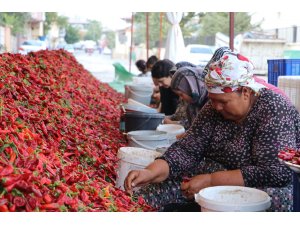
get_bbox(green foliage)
[56,16,69,28]
[133,12,260,47]
[104,30,115,49]
[180,12,204,37]
[65,25,80,44]
[44,12,58,34]
[0,12,31,35]
[84,20,102,41]
[44,13,69,35]
[200,12,259,36]
[133,12,170,48]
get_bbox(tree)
[180,12,204,37]
[0,12,31,35]
[65,25,80,44]
[133,12,204,48]
[44,13,69,35]
[84,20,102,41]
[200,12,260,36]
[133,13,170,49]
[103,30,116,49]
[44,12,58,34]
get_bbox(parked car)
[185,44,213,67]
[102,47,112,55]
[18,40,47,55]
[73,41,84,50]
[83,40,97,54]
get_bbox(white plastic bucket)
[121,98,157,113]
[125,84,153,105]
[127,130,170,150]
[115,147,162,190]
[132,77,154,86]
[194,186,271,212]
[156,124,185,144]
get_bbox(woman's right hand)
[124,159,170,195]
[124,169,156,195]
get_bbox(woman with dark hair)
[151,59,179,116]
[135,59,148,77]
[146,55,159,71]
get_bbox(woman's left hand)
[180,174,212,199]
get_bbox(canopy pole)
[229,12,234,51]
[129,12,134,72]
[158,12,163,59]
[146,12,149,60]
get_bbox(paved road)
[73,51,139,83]
[73,50,268,83]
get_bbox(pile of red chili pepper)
[278,148,300,165]
[0,50,153,212]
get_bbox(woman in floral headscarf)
[125,52,300,212]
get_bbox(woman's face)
[152,77,172,88]
[174,90,193,103]
[208,88,252,122]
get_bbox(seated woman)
[151,59,179,116]
[135,59,149,77]
[124,52,300,212]
[203,46,290,100]
[163,61,206,129]
[168,66,208,129]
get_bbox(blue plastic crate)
[267,59,300,86]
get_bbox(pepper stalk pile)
[0,50,153,212]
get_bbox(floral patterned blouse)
[160,88,300,188]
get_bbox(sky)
[2,0,300,31]
[61,11,300,30]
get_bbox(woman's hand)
[124,159,170,195]
[163,117,179,124]
[180,174,212,199]
[176,132,186,139]
[124,169,156,195]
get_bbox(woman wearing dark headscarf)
[170,66,208,129]
[163,61,200,129]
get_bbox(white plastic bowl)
[195,186,271,212]
[156,124,185,144]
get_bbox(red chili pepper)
[13,196,26,207]
[30,187,43,198]
[80,190,89,203]
[0,204,9,212]
[1,175,21,187]
[9,204,16,212]
[0,164,14,176]
[182,177,191,183]
[43,194,52,204]
[9,151,17,164]
[40,177,51,185]
[0,129,11,134]
[27,196,37,210]
[40,203,60,210]
[0,198,8,206]
[40,122,48,136]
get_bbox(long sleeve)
[240,96,297,187]
[158,104,216,177]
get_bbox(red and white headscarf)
[205,53,266,94]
